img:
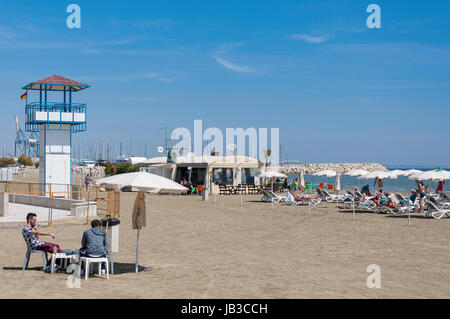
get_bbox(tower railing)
[25,101,87,133]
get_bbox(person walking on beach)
[416,180,426,214]
[84,173,91,191]
[22,213,63,269]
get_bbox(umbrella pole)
[408,200,411,228]
[240,189,243,207]
[308,199,311,216]
[353,188,356,221]
[271,180,274,209]
[136,227,141,273]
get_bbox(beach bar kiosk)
[23,75,89,197]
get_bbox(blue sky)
[0,0,449,166]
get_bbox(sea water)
[287,167,449,193]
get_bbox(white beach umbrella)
[257,169,287,179]
[345,169,368,176]
[389,169,409,177]
[388,170,410,191]
[359,171,393,180]
[409,170,450,181]
[344,169,369,188]
[299,171,305,187]
[93,171,188,193]
[404,169,423,176]
[335,173,341,191]
[437,170,450,180]
[93,172,188,273]
[313,170,337,177]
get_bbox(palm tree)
[263,149,272,168]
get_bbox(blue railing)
[26,102,86,114]
[25,101,87,133]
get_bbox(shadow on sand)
[3,266,43,271]
[110,262,151,275]
[3,263,153,275]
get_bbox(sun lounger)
[286,192,321,206]
[425,200,450,219]
[428,196,450,210]
[261,189,286,203]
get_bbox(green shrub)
[0,157,16,167]
[115,162,140,175]
[18,155,34,166]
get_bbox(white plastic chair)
[79,256,110,280]
[426,200,450,220]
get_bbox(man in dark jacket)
[80,219,108,258]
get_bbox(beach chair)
[219,185,228,195]
[79,256,112,280]
[425,200,450,220]
[343,198,377,211]
[317,189,341,202]
[237,184,247,194]
[22,236,48,271]
[321,189,345,203]
[247,184,257,194]
[428,196,450,209]
[286,192,321,206]
[261,189,286,203]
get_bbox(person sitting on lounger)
[290,190,317,202]
[22,213,63,269]
[373,194,401,208]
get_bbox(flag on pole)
[20,92,27,100]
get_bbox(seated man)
[80,219,108,257]
[22,213,63,270]
[360,185,372,201]
[80,219,108,272]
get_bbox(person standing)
[84,173,91,191]
[436,180,445,195]
[416,180,426,214]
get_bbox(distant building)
[140,152,264,194]
[116,156,147,165]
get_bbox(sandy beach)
[0,192,449,299]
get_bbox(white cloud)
[290,34,327,43]
[77,73,171,83]
[213,56,255,73]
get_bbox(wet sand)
[0,193,449,298]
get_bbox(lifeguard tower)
[23,75,89,196]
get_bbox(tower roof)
[22,75,90,92]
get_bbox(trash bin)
[102,218,120,253]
